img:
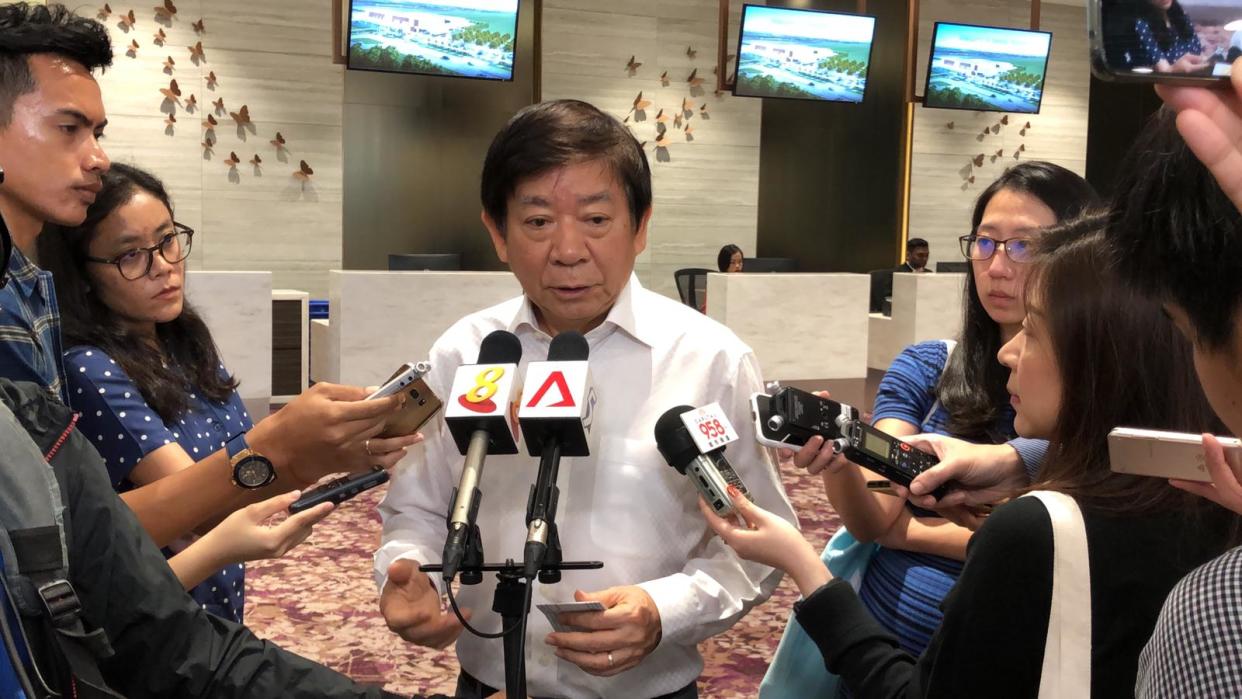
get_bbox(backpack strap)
[0,404,122,698]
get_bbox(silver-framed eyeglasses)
[959,234,1034,264]
[85,223,194,280]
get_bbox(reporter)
[791,162,1097,657]
[1104,88,1242,695]
[37,163,421,621]
[705,221,1234,696]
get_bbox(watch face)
[235,456,273,488]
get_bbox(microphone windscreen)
[477,329,522,365]
[654,405,699,472]
[548,331,589,362]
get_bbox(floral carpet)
[246,459,841,698]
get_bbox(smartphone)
[1089,0,1238,84]
[370,362,442,438]
[288,467,390,514]
[366,361,431,400]
[1108,427,1241,482]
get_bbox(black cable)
[446,578,533,640]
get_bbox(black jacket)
[0,378,443,698]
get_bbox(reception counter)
[185,271,272,418]
[868,272,966,372]
[706,272,870,381]
[319,271,522,386]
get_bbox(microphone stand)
[424,438,598,699]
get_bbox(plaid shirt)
[1137,546,1242,697]
[0,245,67,403]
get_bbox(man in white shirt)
[375,99,796,699]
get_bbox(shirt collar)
[6,245,43,296]
[508,273,656,348]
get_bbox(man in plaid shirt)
[1109,70,1242,697]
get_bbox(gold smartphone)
[376,364,443,438]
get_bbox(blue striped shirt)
[0,247,66,403]
[858,340,1021,657]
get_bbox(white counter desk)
[184,270,272,419]
[706,272,870,381]
[868,272,966,372]
[316,271,521,387]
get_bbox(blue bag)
[758,527,879,699]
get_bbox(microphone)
[440,329,523,583]
[518,331,595,580]
[654,405,753,517]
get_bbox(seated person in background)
[717,244,743,272]
[703,219,1236,697]
[898,237,931,273]
[39,163,388,621]
[1104,0,1210,74]
[1111,85,1242,695]
[376,99,796,699]
[789,162,1096,661]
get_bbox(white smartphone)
[366,361,431,401]
[1107,427,1242,483]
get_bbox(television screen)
[923,22,1052,114]
[348,0,519,80]
[733,5,877,103]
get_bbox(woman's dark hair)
[717,244,743,272]
[1025,217,1231,523]
[1108,108,1242,351]
[936,161,1099,442]
[481,99,652,234]
[0,3,112,125]
[38,163,237,423]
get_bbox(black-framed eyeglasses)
[84,223,194,280]
[959,234,1035,264]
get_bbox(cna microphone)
[440,329,522,583]
[654,405,754,517]
[518,331,595,580]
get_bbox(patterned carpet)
[246,459,841,698]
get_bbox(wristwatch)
[226,432,276,489]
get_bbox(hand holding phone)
[370,363,443,438]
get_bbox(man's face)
[908,245,929,270]
[483,159,649,335]
[0,54,110,229]
[1165,303,1242,438]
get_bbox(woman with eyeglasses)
[36,163,337,623]
[775,162,1098,676]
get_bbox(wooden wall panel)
[94,0,343,296]
[908,1,1090,268]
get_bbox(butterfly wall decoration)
[293,160,314,181]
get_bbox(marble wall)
[184,270,272,416]
[867,271,966,370]
[908,0,1090,268]
[93,0,343,296]
[540,0,764,299]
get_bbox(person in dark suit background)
[871,238,932,313]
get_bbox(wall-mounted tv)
[923,22,1052,114]
[348,0,519,81]
[733,4,877,104]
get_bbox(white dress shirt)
[374,276,797,698]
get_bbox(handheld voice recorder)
[836,420,949,500]
[751,387,859,450]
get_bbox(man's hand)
[1169,434,1242,515]
[545,587,662,677]
[1156,57,1242,213]
[904,434,1028,510]
[379,559,471,650]
[250,382,421,487]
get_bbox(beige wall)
[540,0,763,298]
[94,0,343,296]
[908,0,1090,268]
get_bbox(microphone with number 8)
[655,404,753,517]
[518,331,595,580]
[440,329,523,583]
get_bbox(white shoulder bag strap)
[1026,490,1092,699]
